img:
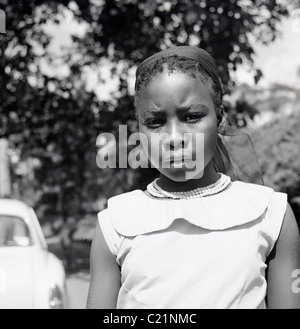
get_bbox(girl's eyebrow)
[142,108,165,116]
[176,104,209,113]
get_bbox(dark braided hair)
[134,55,223,115]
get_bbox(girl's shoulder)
[98,182,287,237]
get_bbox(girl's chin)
[158,168,204,182]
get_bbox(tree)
[250,108,300,225]
[0,0,296,222]
[251,111,300,197]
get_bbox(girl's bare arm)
[86,222,121,309]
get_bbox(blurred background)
[0,0,300,308]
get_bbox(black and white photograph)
[0,0,300,313]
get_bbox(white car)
[0,198,67,309]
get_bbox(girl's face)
[137,70,219,182]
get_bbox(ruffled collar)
[107,181,274,237]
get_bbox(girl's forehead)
[137,71,214,110]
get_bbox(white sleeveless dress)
[98,180,287,309]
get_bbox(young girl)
[87,46,300,309]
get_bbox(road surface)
[66,271,90,309]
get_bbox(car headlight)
[49,283,63,309]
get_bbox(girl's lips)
[162,157,193,168]
[171,158,191,163]
[163,156,193,162]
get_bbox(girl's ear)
[216,106,224,126]
[135,109,140,122]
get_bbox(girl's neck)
[158,163,219,192]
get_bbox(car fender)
[33,250,67,308]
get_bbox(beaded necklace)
[147,173,231,200]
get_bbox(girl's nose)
[163,121,185,150]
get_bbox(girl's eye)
[182,113,203,123]
[144,118,165,129]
